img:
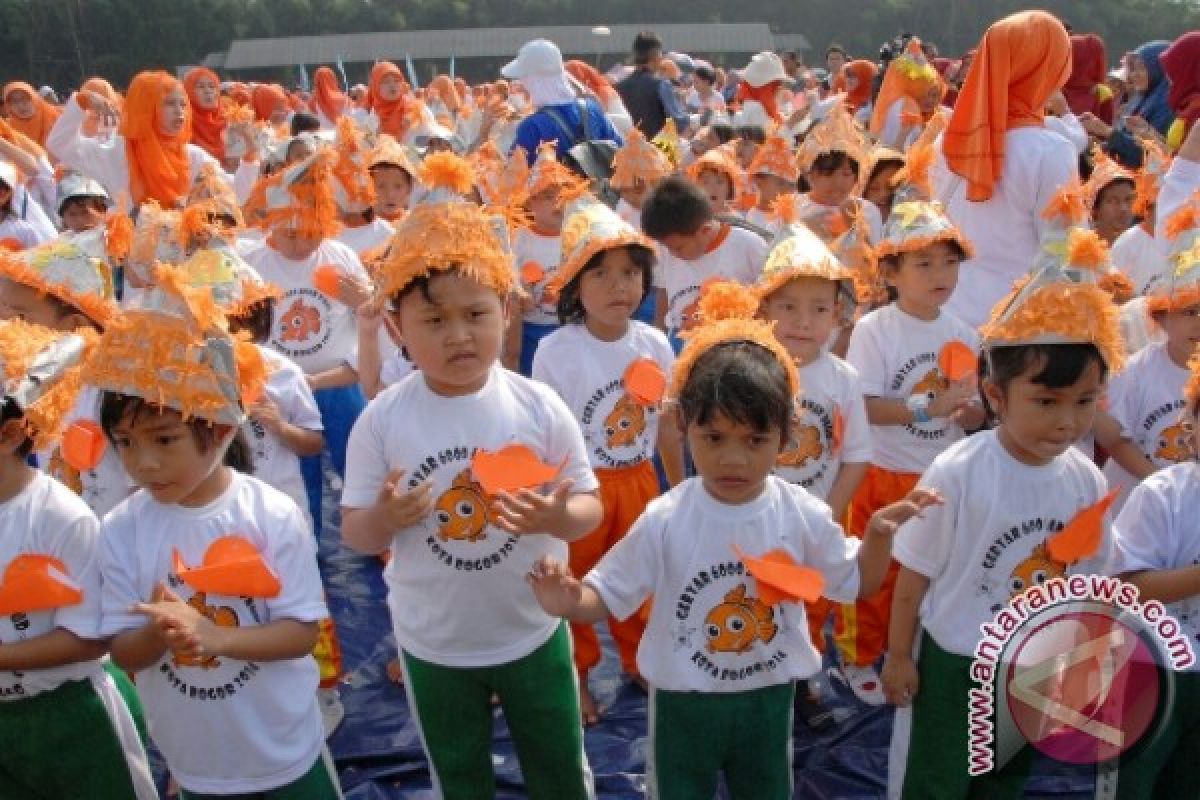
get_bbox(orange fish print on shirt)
[174,592,240,669]
[433,470,493,543]
[704,584,778,654]
[678,294,703,332]
[1008,542,1067,598]
[910,368,949,404]
[1155,421,1195,463]
[279,297,322,343]
[605,393,647,449]
[778,414,822,467]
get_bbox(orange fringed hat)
[125,202,187,289]
[375,151,515,301]
[670,280,799,400]
[611,128,673,190]
[368,134,418,177]
[476,144,531,210]
[242,148,342,240]
[1083,145,1134,210]
[981,225,1125,370]
[875,200,973,262]
[183,164,245,244]
[331,116,376,213]
[0,227,119,326]
[749,135,799,183]
[688,143,744,193]
[1134,137,1170,218]
[886,118,944,204]
[83,264,266,426]
[548,199,655,297]
[527,140,587,199]
[0,320,93,451]
[757,224,857,323]
[796,101,868,173]
[1146,204,1200,314]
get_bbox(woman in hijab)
[3,82,60,147]
[834,59,879,121]
[1161,31,1200,150]
[182,67,226,162]
[1083,40,1174,167]
[312,66,347,130]
[870,39,944,149]
[366,61,410,138]
[1063,33,1115,124]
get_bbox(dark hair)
[810,151,860,176]
[390,273,438,309]
[633,31,663,65]
[678,341,792,435]
[865,155,905,192]
[694,65,717,84]
[826,44,848,58]
[710,122,735,145]
[58,195,108,217]
[641,176,712,240]
[0,398,33,459]
[369,162,415,182]
[735,125,766,144]
[695,166,734,199]
[556,244,655,325]
[289,112,320,136]
[98,392,254,474]
[980,343,1108,423]
[227,298,276,345]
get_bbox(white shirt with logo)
[652,225,767,338]
[513,228,563,327]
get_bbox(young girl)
[1086,147,1137,246]
[531,201,684,724]
[862,146,906,218]
[687,144,741,217]
[91,268,338,799]
[869,39,944,151]
[340,153,603,799]
[796,104,883,245]
[367,135,415,223]
[883,230,1125,799]
[528,285,937,799]
[745,135,801,240]
[332,119,393,259]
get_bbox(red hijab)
[251,84,288,123]
[312,67,346,123]
[1162,32,1200,126]
[1063,34,1113,123]
[183,67,226,161]
[367,62,408,137]
[835,60,879,111]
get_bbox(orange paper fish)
[1046,488,1120,565]
[312,264,343,301]
[939,340,976,383]
[520,261,545,286]
[0,555,83,615]
[471,444,562,496]
[733,546,825,606]
[61,419,107,472]
[623,358,667,407]
[173,536,282,598]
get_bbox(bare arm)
[307,364,359,392]
[653,288,668,333]
[527,556,612,623]
[342,469,435,555]
[356,306,386,399]
[1122,567,1200,606]
[110,622,170,673]
[0,628,107,672]
[656,405,685,487]
[205,619,319,662]
[825,461,867,523]
[882,566,930,706]
[1094,411,1156,480]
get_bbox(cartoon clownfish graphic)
[910,368,949,403]
[778,414,823,468]
[1156,421,1195,463]
[704,584,778,654]
[1008,542,1067,598]
[605,393,647,449]
[174,592,239,669]
[433,469,493,543]
[278,297,322,343]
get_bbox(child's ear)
[0,418,27,456]
[981,379,1005,419]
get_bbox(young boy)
[641,175,768,352]
[687,144,740,216]
[796,103,883,244]
[55,172,111,235]
[745,135,802,240]
[368,134,416,223]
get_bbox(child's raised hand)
[493,480,576,537]
[527,556,584,617]
[882,653,919,707]
[134,583,228,661]
[356,301,384,333]
[928,383,974,418]
[372,469,435,532]
[951,402,987,431]
[248,396,283,434]
[867,488,944,538]
[337,274,374,310]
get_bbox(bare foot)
[579,682,601,726]
[386,658,404,684]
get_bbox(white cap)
[742,51,788,88]
[502,39,565,80]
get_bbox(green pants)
[180,750,341,800]
[0,669,153,800]
[401,622,590,800]
[648,681,794,800]
[1110,670,1200,799]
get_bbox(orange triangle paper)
[61,419,107,472]
[0,555,83,615]
[733,546,825,606]
[312,264,343,301]
[831,405,845,457]
[471,444,562,496]
[939,340,976,383]
[520,260,545,286]
[173,536,282,598]
[1046,488,1120,566]
[623,358,667,406]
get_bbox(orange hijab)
[367,62,408,137]
[183,68,226,162]
[79,78,122,138]
[252,83,288,123]
[837,60,879,111]
[3,81,60,146]
[944,11,1072,201]
[121,71,192,207]
[869,42,943,136]
[312,67,346,122]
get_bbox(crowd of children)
[1,9,1200,800]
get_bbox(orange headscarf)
[869,41,943,137]
[3,81,60,146]
[736,81,782,123]
[367,62,409,137]
[0,117,45,168]
[252,83,288,123]
[835,60,879,111]
[183,68,226,162]
[944,11,1072,201]
[121,71,192,207]
[312,67,346,123]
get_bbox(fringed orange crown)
[758,223,857,323]
[875,199,973,262]
[477,145,531,213]
[611,128,673,190]
[797,101,868,173]
[1146,204,1200,314]
[748,134,799,183]
[1084,145,1134,210]
[687,143,745,195]
[1,228,118,326]
[670,280,800,400]
[332,116,377,213]
[0,319,93,451]
[1134,137,1171,218]
[125,202,187,290]
[825,202,884,306]
[888,133,937,204]
[527,140,587,199]
[368,134,418,177]
[82,264,267,426]
[375,151,515,301]
[651,118,684,169]
[981,226,1125,370]
[242,148,342,240]
[548,199,656,297]
[183,164,245,243]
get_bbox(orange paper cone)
[733,545,825,606]
[0,554,83,615]
[939,340,977,383]
[1046,488,1120,565]
[623,358,667,406]
[173,536,282,598]
[312,264,343,300]
[520,261,546,286]
[61,419,107,472]
[471,444,562,496]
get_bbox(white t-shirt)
[585,476,861,691]
[341,365,599,667]
[379,349,417,388]
[653,225,767,337]
[532,322,674,470]
[243,347,323,531]
[616,198,642,229]
[1102,342,1192,513]
[335,217,394,260]
[99,473,327,796]
[776,353,872,500]
[1156,158,1200,241]
[894,430,1112,657]
[0,472,106,700]
[1110,224,1164,297]
[1119,296,1165,356]
[933,127,1078,329]
[39,387,136,518]
[242,238,369,374]
[796,195,884,246]
[845,304,979,474]
[1109,464,1200,671]
[513,228,563,327]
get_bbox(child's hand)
[882,653,919,707]
[357,302,384,333]
[493,480,576,537]
[867,488,943,538]
[134,583,229,662]
[928,383,974,418]
[527,556,584,617]
[373,469,435,531]
[951,402,987,431]
[248,396,283,434]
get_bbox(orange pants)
[570,461,658,679]
[831,465,920,667]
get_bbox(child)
[0,160,47,249]
[687,143,740,216]
[1112,139,1169,298]
[528,287,937,799]
[368,134,416,223]
[1086,146,1137,246]
[332,118,394,258]
[340,153,603,799]
[883,227,1124,798]
[862,147,905,218]
[90,268,337,798]
[532,200,683,724]
[56,171,112,235]
[869,39,944,151]
[0,319,156,800]
[745,135,801,240]
[641,175,768,352]
[796,103,883,244]
[609,128,673,232]
[842,197,982,704]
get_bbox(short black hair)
[99,392,254,474]
[735,125,766,144]
[980,343,1108,423]
[810,151,860,176]
[678,341,792,435]
[0,398,33,459]
[865,154,905,191]
[633,31,663,65]
[556,244,655,325]
[289,112,320,136]
[694,65,717,84]
[1093,177,1136,207]
[710,123,735,145]
[641,176,712,240]
[826,44,848,58]
[227,298,276,345]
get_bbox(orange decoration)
[623,358,667,406]
[733,546,825,606]
[0,238,25,252]
[173,536,282,598]
[521,261,546,286]
[312,264,343,301]
[470,444,562,496]
[60,419,107,471]
[939,340,977,382]
[831,405,845,456]
[0,554,83,615]
[1046,488,1119,565]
